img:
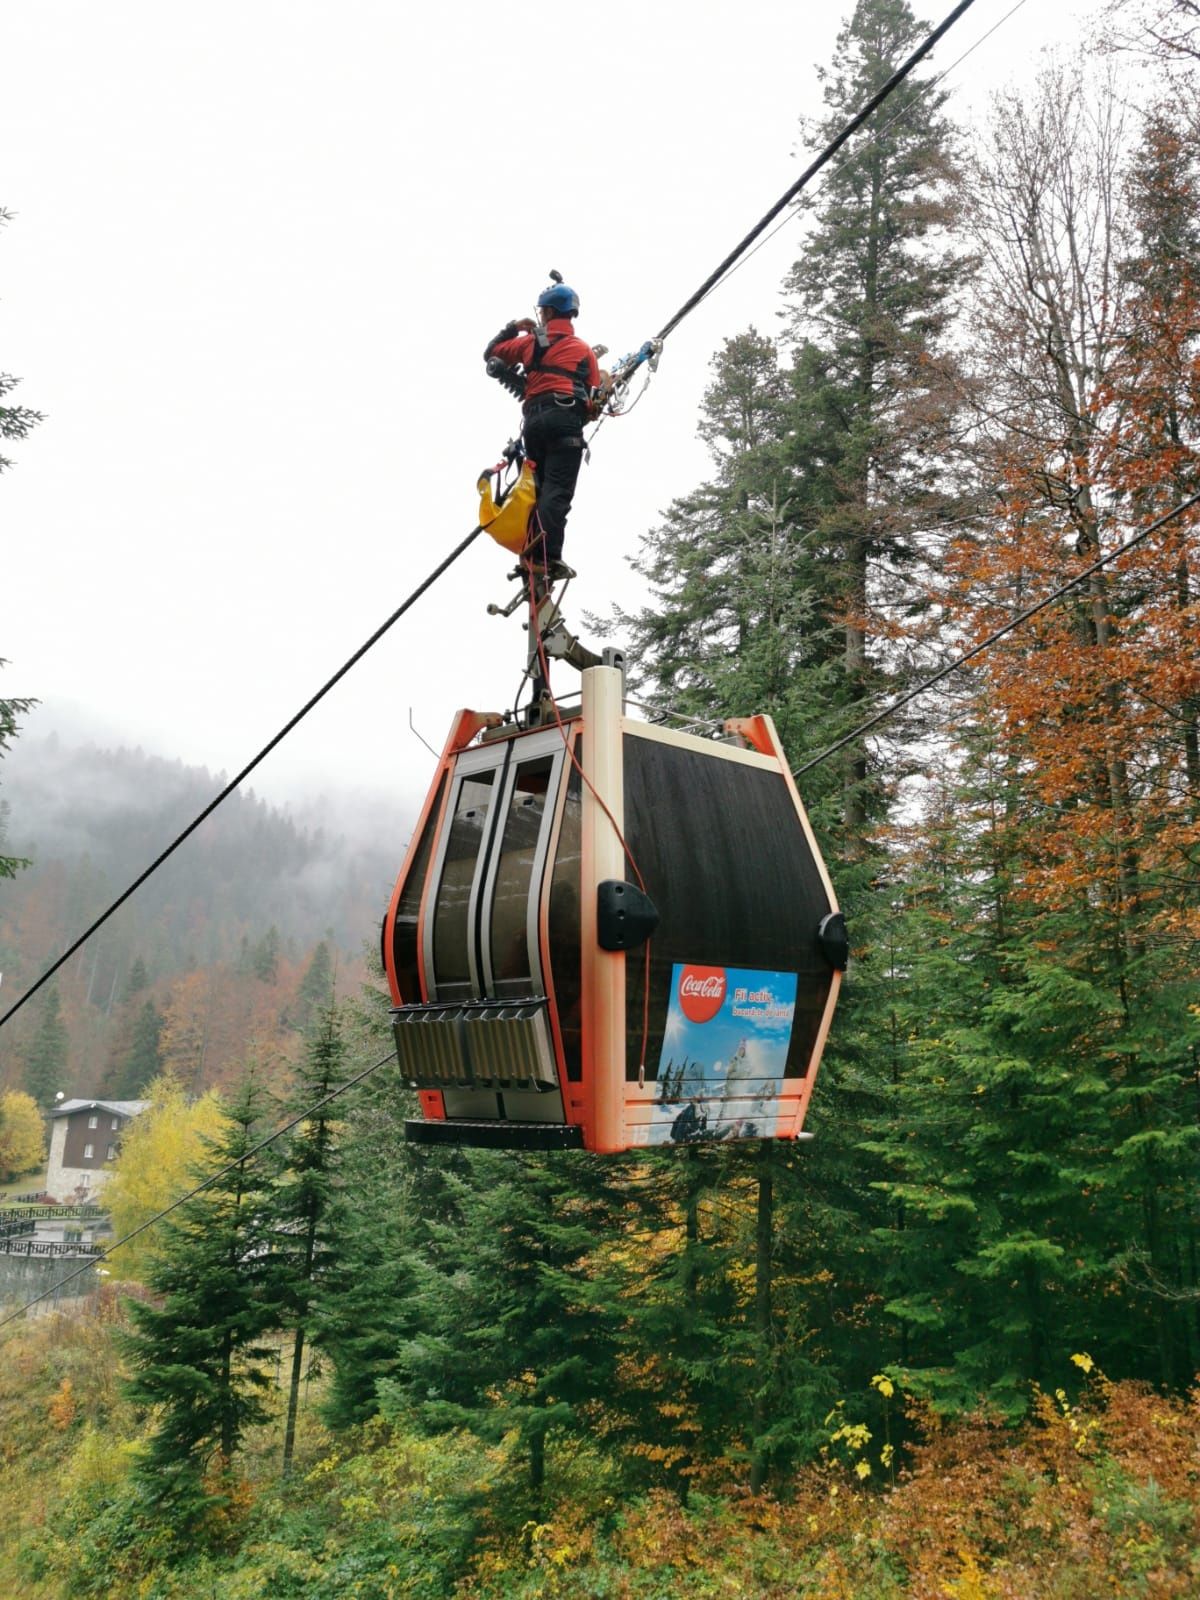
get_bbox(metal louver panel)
[391,998,558,1091]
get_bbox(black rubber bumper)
[404,1118,585,1151]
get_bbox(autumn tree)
[873,67,1200,1399]
[104,1073,225,1281]
[158,971,211,1090]
[0,1089,44,1181]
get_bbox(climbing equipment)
[477,440,538,555]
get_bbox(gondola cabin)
[383,666,846,1153]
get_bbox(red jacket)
[486,317,600,408]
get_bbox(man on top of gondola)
[484,275,604,583]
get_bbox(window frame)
[422,732,564,1003]
[479,740,565,999]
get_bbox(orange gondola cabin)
[383,665,846,1153]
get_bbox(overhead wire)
[0,0,1112,1329]
[791,491,1200,778]
[692,0,1032,306]
[592,0,985,440]
[0,1046,399,1333]
[2,1,989,1035]
[0,525,485,1032]
[652,0,981,345]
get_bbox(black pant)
[522,400,585,563]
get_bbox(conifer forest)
[2,2,1200,1595]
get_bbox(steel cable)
[792,493,1200,778]
[0,527,483,1030]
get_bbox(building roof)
[48,1099,150,1120]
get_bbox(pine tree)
[605,4,970,1471]
[271,1002,348,1473]
[0,208,44,474]
[122,956,151,1002]
[598,1149,749,1501]
[616,328,838,752]
[121,1073,279,1533]
[288,939,334,1032]
[107,1000,164,1098]
[312,1067,448,1432]
[782,0,968,833]
[0,662,34,881]
[252,926,281,983]
[23,983,68,1106]
[387,1149,625,1499]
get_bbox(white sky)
[2,0,1102,829]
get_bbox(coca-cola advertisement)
[638,963,798,1146]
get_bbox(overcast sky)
[3,0,1104,829]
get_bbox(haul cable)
[0,528,484,1030]
[2,0,987,1030]
[698,0,1030,304]
[792,493,1200,779]
[652,0,980,346]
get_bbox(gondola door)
[396,729,574,1131]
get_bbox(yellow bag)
[477,461,536,555]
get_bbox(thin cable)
[0,1047,399,1332]
[654,0,980,344]
[0,1,984,1030]
[0,527,484,1032]
[792,492,1200,778]
[701,0,1031,304]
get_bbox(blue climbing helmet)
[537,273,579,317]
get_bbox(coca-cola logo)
[678,965,727,1024]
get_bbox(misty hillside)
[0,735,412,1097]
[0,729,406,960]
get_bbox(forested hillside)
[0,735,394,1097]
[1,1,1198,1597]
